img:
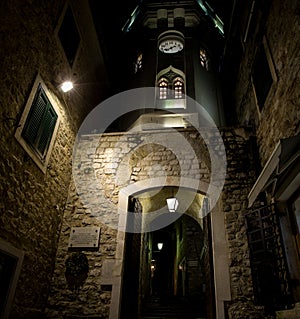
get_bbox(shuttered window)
[21,85,58,161]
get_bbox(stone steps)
[140,296,206,319]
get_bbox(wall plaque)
[68,227,100,248]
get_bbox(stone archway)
[109,177,231,319]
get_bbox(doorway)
[121,204,215,318]
[111,178,231,319]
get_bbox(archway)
[109,177,231,319]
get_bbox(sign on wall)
[68,227,100,248]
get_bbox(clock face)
[159,39,184,53]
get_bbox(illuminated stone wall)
[45,128,210,318]
[0,1,107,318]
[45,127,263,318]
[232,0,300,165]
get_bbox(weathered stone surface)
[0,1,107,318]
[234,0,300,166]
[46,127,263,318]
[228,301,264,319]
[221,128,265,318]
[46,128,212,318]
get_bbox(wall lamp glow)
[61,81,73,92]
[166,197,179,212]
[157,243,163,251]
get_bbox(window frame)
[15,74,61,173]
[134,52,143,74]
[199,48,209,71]
[158,77,169,99]
[251,36,277,113]
[156,66,186,109]
[288,190,300,260]
[56,3,81,69]
[173,77,184,99]
[157,75,185,100]
[0,239,24,319]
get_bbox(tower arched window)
[156,66,186,108]
[158,78,168,99]
[134,52,143,73]
[199,48,209,70]
[173,77,184,99]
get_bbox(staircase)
[140,295,206,319]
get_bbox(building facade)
[0,0,299,319]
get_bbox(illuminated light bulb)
[61,81,73,92]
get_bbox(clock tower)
[115,0,226,130]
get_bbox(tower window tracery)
[173,77,184,99]
[199,48,209,70]
[158,78,168,99]
[157,66,185,100]
[134,52,143,73]
[157,75,184,100]
[156,66,186,109]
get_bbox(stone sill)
[276,302,300,319]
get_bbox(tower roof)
[122,0,225,35]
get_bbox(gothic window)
[173,77,184,99]
[199,48,209,70]
[158,78,168,99]
[156,66,186,109]
[15,75,61,173]
[134,52,143,73]
[157,76,184,100]
[158,76,185,100]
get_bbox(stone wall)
[224,1,300,316]
[222,128,264,318]
[46,127,264,318]
[256,0,300,164]
[0,1,107,318]
[45,128,211,318]
[234,0,300,165]
[45,180,115,319]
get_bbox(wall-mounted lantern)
[166,197,179,212]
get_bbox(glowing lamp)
[61,81,73,92]
[166,197,179,212]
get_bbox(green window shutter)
[22,85,58,161]
[22,87,47,144]
[36,103,58,157]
